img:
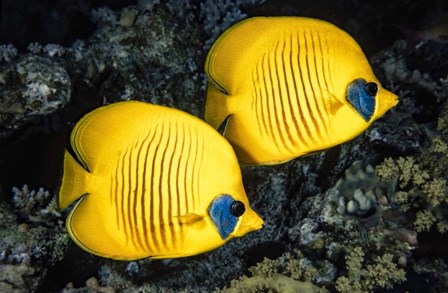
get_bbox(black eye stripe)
[365,82,378,96]
[230,201,245,217]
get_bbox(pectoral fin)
[178,213,204,225]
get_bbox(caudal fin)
[204,83,232,129]
[58,151,91,210]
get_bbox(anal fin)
[217,115,232,137]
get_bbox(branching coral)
[1,186,68,267]
[363,253,406,289]
[218,273,322,293]
[215,255,325,293]
[0,44,18,62]
[62,277,115,293]
[335,247,406,292]
[376,113,448,233]
[0,194,69,292]
[12,184,61,225]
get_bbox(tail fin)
[58,151,91,210]
[204,82,231,129]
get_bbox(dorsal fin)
[205,17,275,96]
[178,213,204,225]
[69,101,153,172]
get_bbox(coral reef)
[214,252,328,293]
[200,0,266,47]
[210,34,448,289]
[375,108,448,233]
[0,55,71,139]
[0,186,69,292]
[0,0,269,141]
[219,273,322,293]
[81,4,203,112]
[328,160,392,221]
[12,184,62,225]
[0,44,18,62]
[62,277,115,293]
[335,247,406,292]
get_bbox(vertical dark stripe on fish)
[257,54,270,140]
[261,53,275,143]
[316,33,331,133]
[149,124,162,251]
[129,142,137,249]
[158,123,169,250]
[172,121,184,247]
[127,143,138,248]
[267,47,282,150]
[166,123,177,249]
[302,30,323,142]
[324,37,336,113]
[120,147,130,244]
[252,67,266,139]
[308,30,328,140]
[295,32,314,147]
[282,35,300,145]
[273,40,294,153]
[182,123,191,215]
[194,127,205,216]
[288,33,306,149]
[189,125,198,211]
[132,133,146,251]
[278,38,298,152]
[114,156,120,230]
[141,128,157,252]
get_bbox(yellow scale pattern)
[251,30,335,155]
[204,16,399,165]
[110,120,204,255]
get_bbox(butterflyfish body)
[58,101,263,260]
[204,17,399,165]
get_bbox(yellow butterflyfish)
[58,101,263,260]
[204,16,399,165]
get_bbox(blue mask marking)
[347,78,376,122]
[209,194,240,240]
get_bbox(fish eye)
[364,82,378,96]
[230,201,245,217]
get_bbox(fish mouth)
[233,208,264,237]
[376,89,399,118]
[390,92,399,106]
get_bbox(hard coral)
[12,184,61,225]
[218,273,322,293]
[0,196,69,292]
[363,253,406,289]
[376,109,448,233]
[335,247,406,292]
[0,55,71,139]
[329,160,392,221]
[0,44,18,62]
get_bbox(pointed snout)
[376,88,399,119]
[233,208,264,237]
